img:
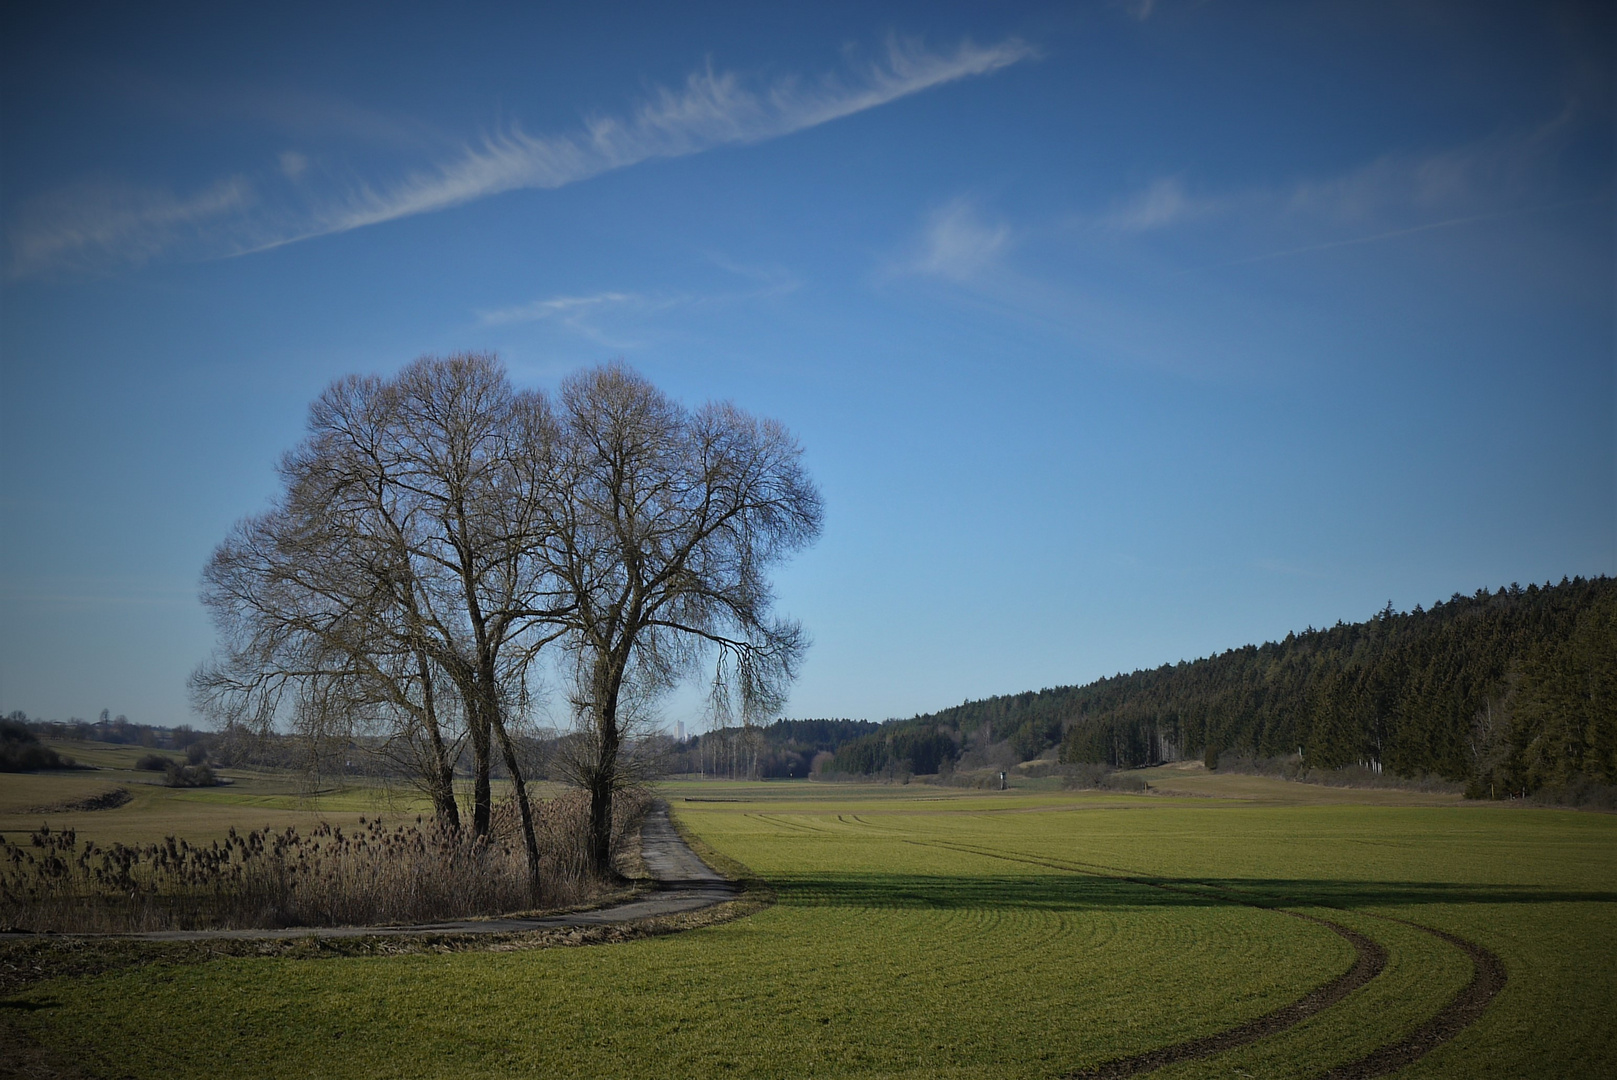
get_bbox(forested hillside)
[873,577,1613,798]
[667,718,881,778]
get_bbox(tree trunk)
[586,722,619,877]
[585,659,622,878]
[586,769,614,879]
[417,652,461,833]
[431,762,461,832]
[470,714,492,837]
[492,712,543,903]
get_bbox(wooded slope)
[905,576,1614,796]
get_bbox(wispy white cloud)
[1174,198,1599,276]
[480,291,648,326]
[476,290,677,348]
[306,36,1033,238]
[886,109,1599,378]
[901,198,1012,282]
[6,177,255,278]
[479,257,801,346]
[1113,0,1217,23]
[1083,109,1586,270]
[9,36,1034,278]
[278,151,309,181]
[700,253,801,298]
[1097,177,1216,231]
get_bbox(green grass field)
[2,771,1614,1078]
[0,742,570,846]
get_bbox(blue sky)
[2,0,1612,730]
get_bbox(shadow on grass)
[0,996,59,1011]
[768,872,1617,912]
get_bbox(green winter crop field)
[3,776,1615,1079]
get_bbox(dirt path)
[0,802,737,943]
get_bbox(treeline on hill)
[667,719,881,778]
[810,577,1612,802]
[892,576,1610,801]
[1,717,78,772]
[9,710,211,752]
[824,724,963,778]
[3,708,645,789]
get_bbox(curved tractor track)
[1313,920,1506,1080]
[900,837,1504,1080]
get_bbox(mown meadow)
[2,773,1614,1079]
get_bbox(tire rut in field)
[1065,914,1384,1079]
[905,838,1505,1080]
[1309,920,1506,1080]
[895,840,1387,1079]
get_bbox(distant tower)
[677,720,685,741]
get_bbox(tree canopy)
[195,355,821,879]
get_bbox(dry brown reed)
[0,789,648,934]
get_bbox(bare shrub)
[1213,753,1463,794]
[1060,764,1148,792]
[161,762,218,788]
[0,789,651,934]
[23,787,134,814]
[1525,779,1617,811]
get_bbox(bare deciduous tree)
[543,364,822,875]
[195,355,820,889]
[193,354,568,897]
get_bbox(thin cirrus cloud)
[7,36,1034,279]
[889,114,1597,377]
[6,177,256,280]
[1181,110,1576,237]
[900,198,1013,282]
[286,36,1035,239]
[478,261,801,346]
[1096,177,1218,232]
[477,291,677,348]
[479,291,646,326]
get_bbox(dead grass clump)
[0,789,648,934]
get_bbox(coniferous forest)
[783,577,1614,801]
